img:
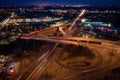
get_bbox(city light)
[0,3,120,80]
[108,23,111,26]
[81,19,86,22]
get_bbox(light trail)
[69,9,86,30]
[59,27,67,36]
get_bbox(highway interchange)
[15,9,120,80]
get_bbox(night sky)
[0,0,120,6]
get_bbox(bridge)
[20,36,120,51]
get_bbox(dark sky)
[0,0,120,6]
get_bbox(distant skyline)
[0,0,120,6]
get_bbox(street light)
[108,23,111,26]
[81,19,86,23]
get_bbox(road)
[59,27,67,36]
[1,12,14,27]
[17,8,120,80]
[26,43,59,80]
[16,9,86,80]
[20,24,120,80]
[69,9,86,30]
[20,36,120,50]
[16,44,57,80]
[20,27,120,80]
[20,30,120,80]
[61,45,120,80]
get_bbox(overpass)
[16,9,120,80]
[20,36,120,51]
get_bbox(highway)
[26,43,59,80]
[59,27,67,36]
[20,31,120,80]
[20,35,120,80]
[16,9,87,80]
[69,9,86,30]
[20,36,120,49]
[20,37,120,80]
[1,12,14,27]
[15,44,56,80]
[16,9,78,80]
[61,45,120,80]
[17,8,120,80]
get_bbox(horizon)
[0,0,120,6]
